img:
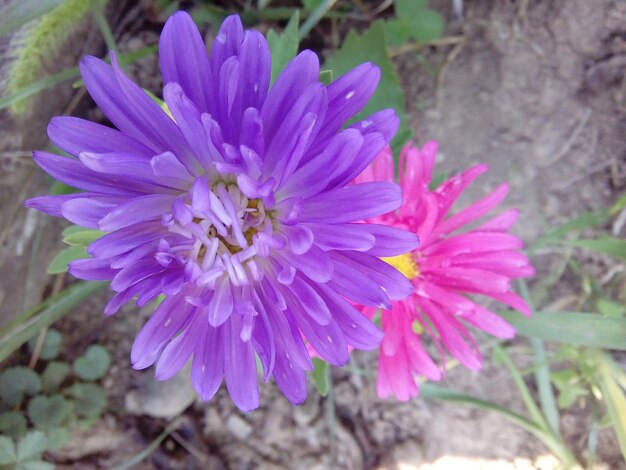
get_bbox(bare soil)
[0,0,624,468]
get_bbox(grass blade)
[518,280,561,437]
[299,0,337,39]
[420,383,542,435]
[560,237,626,262]
[112,419,181,470]
[0,0,64,36]
[0,281,106,363]
[0,45,157,111]
[592,351,626,462]
[499,310,626,350]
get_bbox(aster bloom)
[25,12,419,410]
[356,142,535,401]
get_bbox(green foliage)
[0,431,53,470]
[394,0,443,43]
[0,412,28,439]
[0,368,41,407]
[41,362,70,394]
[551,369,589,409]
[500,310,626,350]
[311,358,329,396]
[73,345,111,381]
[266,10,300,84]
[27,395,71,431]
[67,383,107,420]
[561,237,626,262]
[0,281,106,364]
[28,330,62,361]
[0,0,64,36]
[62,228,105,248]
[47,246,89,274]
[6,0,92,115]
[0,326,110,466]
[324,21,411,152]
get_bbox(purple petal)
[333,251,414,301]
[155,312,203,380]
[192,320,224,401]
[279,245,333,283]
[317,283,383,350]
[208,276,233,327]
[327,259,390,309]
[307,62,380,157]
[287,275,331,325]
[299,182,402,224]
[33,151,142,196]
[261,50,320,149]
[223,313,259,411]
[68,257,116,281]
[307,222,375,252]
[80,54,199,174]
[88,221,163,258]
[159,11,212,112]
[48,116,153,158]
[362,224,420,257]
[131,296,195,370]
[98,194,175,232]
[61,196,122,228]
[279,129,363,199]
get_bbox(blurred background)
[0,1,624,468]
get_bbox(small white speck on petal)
[345,90,355,99]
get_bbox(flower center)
[382,253,419,280]
[157,176,274,287]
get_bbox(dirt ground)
[0,0,625,468]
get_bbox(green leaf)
[41,361,71,394]
[556,384,588,409]
[267,10,300,84]
[28,395,70,431]
[0,367,41,406]
[319,69,333,85]
[67,383,107,419]
[1,44,156,111]
[394,0,428,16]
[28,329,62,361]
[49,181,78,195]
[382,19,411,47]
[302,0,324,10]
[531,210,609,250]
[420,383,542,435]
[597,298,626,318]
[0,412,28,439]
[62,229,105,247]
[312,358,329,396]
[324,21,410,151]
[406,9,444,43]
[0,282,107,364]
[560,237,626,261]
[73,345,111,381]
[0,0,64,36]
[499,310,626,350]
[45,427,70,450]
[0,436,17,465]
[19,461,55,470]
[47,245,89,274]
[594,353,626,462]
[16,431,47,461]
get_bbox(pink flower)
[356,142,535,401]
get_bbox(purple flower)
[26,12,418,410]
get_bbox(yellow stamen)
[381,253,419,280]
[412,320,424,335]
